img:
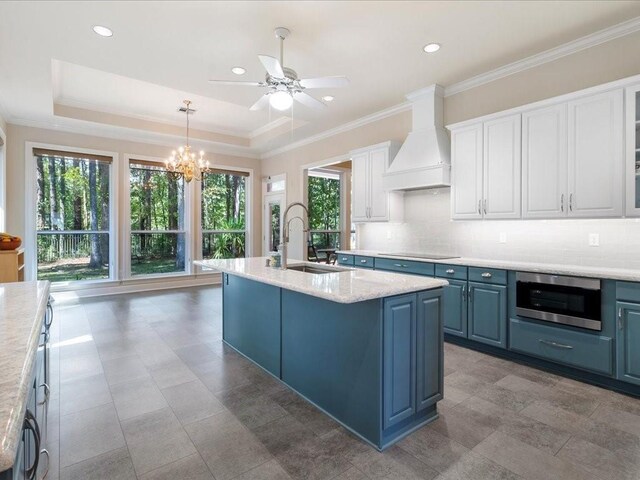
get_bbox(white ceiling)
[1,1,640,156]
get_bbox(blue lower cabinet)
[375,258,435,276]
[468,282,507,348]
[509,318,613,375]
[442,279,468,338]
[616,302,640,385]
[383,295,416,429]
[222,274,282,376]
[416,291,444,411]
[354,256,375,268]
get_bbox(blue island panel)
[281,290,383,446]
[222,274,282,376]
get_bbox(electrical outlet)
[499,232,507,244]
[588,233,600,247]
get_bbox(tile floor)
[43,286,640,480]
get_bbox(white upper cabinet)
[567,90,623,217]
[522,104,568,218]
[625,84,640,216]
[351,141,403,223]
[451,124,483,219]
[483,114,521,219]
[351,151,369,222]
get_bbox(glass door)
[263,193,283,255]
[626,85,640,215]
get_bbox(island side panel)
[281,290,383,447]
[222,274,282,377]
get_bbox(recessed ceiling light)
[231,66,246,75]
[322,95,334,102]
[92,25,113,37]
[423,43,441,53]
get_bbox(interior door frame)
[262,174,286,255]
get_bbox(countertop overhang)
[336,250,640,282]
[0,281,50,472]
[195,257,447,303]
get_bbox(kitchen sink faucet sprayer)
[280,202,310,270]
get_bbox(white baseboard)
[51,272,222,301]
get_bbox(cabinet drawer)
[509,318,613,375]
[616,282,640,303]
[468,267,507,285]
[337,254,355,266]
[354,256,375,269]
[435,264,467,280]
[375,257,434,276]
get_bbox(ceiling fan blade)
[294,91,326,110]
[258,55,285,78]
[249,94,271,111]
[208,80,266,86]
[299,76,350,89]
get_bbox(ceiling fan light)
[270,91,293,111]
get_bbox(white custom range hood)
[383,85,451,191]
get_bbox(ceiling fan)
[209,27,349,112]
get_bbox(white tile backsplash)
[357,188,640,270]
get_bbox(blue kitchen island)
[196,257,447,450]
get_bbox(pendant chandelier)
[166,100,211,182]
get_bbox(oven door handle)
[538,339,573,350]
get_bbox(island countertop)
[195,257,447,303]
[0,281,50,472]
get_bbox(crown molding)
[261,101,412,159]
[444,15,640,97]
[9,117,261,159]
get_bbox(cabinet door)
[451,124,483,219]
[368,147,390,221]
[468,282,507,348]
[625,85,640,216]
[483,114,521,219]
[568,90,623,217]
[383,294,416,429]
[616,302,640,386]
[522,104,568,218]
[351,152,369,222]
[416,291,443,411]
[442,279,467,337]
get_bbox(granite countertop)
[0,281,50,472]
[337,250,640,282]
[195,257,447,303]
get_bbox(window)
[129,160,186,276]
[35,149,112,282]
[201,169,248,259]
[308,171,341,250]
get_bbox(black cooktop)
[383,252,460,260]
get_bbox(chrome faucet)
[280,202,310,270]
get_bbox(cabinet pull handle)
[393,263,408,268]
[360,259,368,264]
[618,307,623,330]
[40,449,50,479]
[446,269,455,274]
[462,284,467,301]
[569,193,573,212]
[38,383,50,405]
[481,272,492,278]
[539,339,573,350]
[483,199,487,215]
[478,199,482,215]
[561,194,564,212]
[469,286,473,302]
[23,409,40,480]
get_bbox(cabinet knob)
[481,272,492,278]
[445,269,455,274]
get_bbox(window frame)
[123,154,193,279]
[195,164,253,267]
[307,169,343,250]
[25,142,119,285]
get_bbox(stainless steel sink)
[286,264,349,274]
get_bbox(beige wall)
[0,112,6,134]
[445,30,640,125]
[5,124,262,255]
